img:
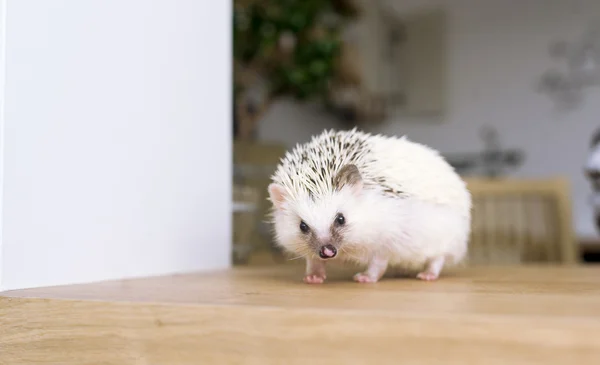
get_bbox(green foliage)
[233,0,356,101]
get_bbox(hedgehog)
[267,128,472,284]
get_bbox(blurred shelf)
[2,264,600,364]
[232,201,257,212]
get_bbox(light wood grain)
[2,265,600,364]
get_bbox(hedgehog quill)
[267,128,472,284]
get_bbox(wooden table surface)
[2,264,600,364]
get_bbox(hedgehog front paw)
[304,257,327,284]
[353,272,379,283]
[303,274,326,284]
[353,255,388,283]
[416,256,445,281]
[416,271,439,281]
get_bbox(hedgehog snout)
[319,244,337,259]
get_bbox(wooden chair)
[464,177,578,265]
[233,140,288,259]
[232,184,261,264]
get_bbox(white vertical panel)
[0,0,6,291]
[1,0,232,290]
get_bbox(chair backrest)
[464,177,578,265]
[233,140,288,254]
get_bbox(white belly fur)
[342,195,471,273]
[388,198,469,270]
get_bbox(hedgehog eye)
[335,213,345,226]
[299,220,310,233]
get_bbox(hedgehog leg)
[416,256,445,281]
[353,255,389,283]
[304,257,327,284]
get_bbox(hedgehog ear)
[334,164,363,195]
[268,183,288,210]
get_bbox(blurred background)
[231,0,600,266]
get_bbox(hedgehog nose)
[319,244,337,259]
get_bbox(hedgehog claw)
[416,256,445,281]
[353,255,388,283]
[304,274,326,284]
[353,272,379,283]
[416,271,439,281]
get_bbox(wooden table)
[1,264,600,364]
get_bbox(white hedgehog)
[267,128,472,284]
